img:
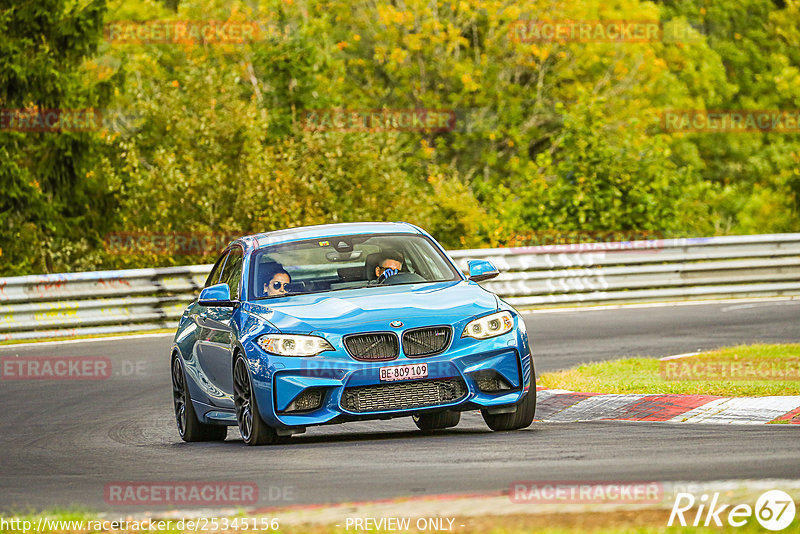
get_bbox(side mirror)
[199,283,238,307]
[467,259,500,282]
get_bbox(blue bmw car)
[170,222,536,445]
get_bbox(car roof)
[238,222,424,251]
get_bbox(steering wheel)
[377,271,426,285]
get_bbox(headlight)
[462,311,514,340]
[257,334,334,357]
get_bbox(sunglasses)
[270,281,290,290]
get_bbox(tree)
[0,0,120,275]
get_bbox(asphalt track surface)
[1,299,799,512]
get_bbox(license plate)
[379,363,428,382]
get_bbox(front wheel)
[171,354,227,442]
[233,354,278,446]
[413,410,460,431]
[481,378,537,431]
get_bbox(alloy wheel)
[233,357,254,441]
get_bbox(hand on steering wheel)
[377,268,399,284]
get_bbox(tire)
[171,354,227,442]
[233,354,278,446]
[481,376,537,431]
[413,410,461,431]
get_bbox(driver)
[374,250,403,283]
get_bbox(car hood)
[245,281,498,333]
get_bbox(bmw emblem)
[390,320,404,328]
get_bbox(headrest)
[338,266,365,282]
[364,252,383,281]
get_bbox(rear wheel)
[413,410,461,431]
[233,354,278,446]
[481,376,537,431]
[171,355,227,442]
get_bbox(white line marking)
[521,296,799,314]
[538,388,578,395]
[0,332,173,351]
[721,300,800,312]
[659,352,702,361]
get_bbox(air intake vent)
[283,389,324,413]
[341,378,467,413]
[471,371,514,393]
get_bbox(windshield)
[248,233,461,300]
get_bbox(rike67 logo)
[669,490,796,531]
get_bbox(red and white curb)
[534,387,800,424]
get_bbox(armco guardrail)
[2,234,800,341]
[0,266,213,341]
[449,233,800,307]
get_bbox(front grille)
[344,332,399,361]
[403,326,452,357]
[341,378,467,413]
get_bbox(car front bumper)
[246,330,533,428]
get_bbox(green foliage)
[0,0,120,274]
[524,99,689,233]
[656,0,800,231]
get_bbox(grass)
[538,344,800,396]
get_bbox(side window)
[219,246,244,299]
[205,252,229,288]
